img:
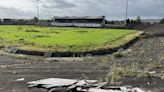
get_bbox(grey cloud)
[56,0,127,19]
[0,0,164,19]
[127,0,164,18]
[0,6,35,19]
[41,0,77,9]
[40,0,130,19]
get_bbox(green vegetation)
[0,25,143,52]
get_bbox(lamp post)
[125,0,129,25]
[37,0,40,20]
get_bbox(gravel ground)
[0,24,164,92]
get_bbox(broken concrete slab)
[28,78,78,88]
[45,57,84,62]
[15,78,25,82]
[27,78,147,92]
[4,47,19,54]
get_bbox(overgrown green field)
[0,25,143,52]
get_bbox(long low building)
[51,16,106,28]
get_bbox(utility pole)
[125,0,129,25]
[37,0,40,20]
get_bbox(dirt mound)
[136,24,164,39]
[144,32,164,39]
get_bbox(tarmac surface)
[0,24,164,92]
[0,55,109,92]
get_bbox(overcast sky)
[0,0,164,20]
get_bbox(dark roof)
[54,16,105,20]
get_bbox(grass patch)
[0,25,143,52]
[106,63,149,85]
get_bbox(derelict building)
[51,16,106,28]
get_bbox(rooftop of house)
[53,16,105,20]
